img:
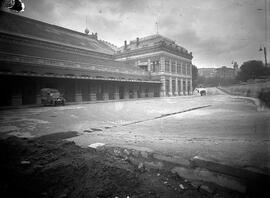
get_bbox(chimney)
[124,40,127,49]
[136,37,139,47]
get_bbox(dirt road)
[0,87,269,197]
[0,88,269,173]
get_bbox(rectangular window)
[171,61,176,73]
[151,61,160,72]
[187,64,190,75]
[182,62,187,75]
[165,60,170,72]
[177,62,181,74]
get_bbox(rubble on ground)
[0,135,244,198]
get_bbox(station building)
[0,11,193,106]
[115,35,193,97]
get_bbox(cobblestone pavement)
[0,87,269,174]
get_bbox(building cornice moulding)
[115,51,192,62]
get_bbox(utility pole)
[264,0,268,67]
[156,22,159,34]
[264,46,268,67]
[258,0,269,67]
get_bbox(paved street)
[0,88,269,174]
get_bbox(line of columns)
[74,83,156,102]
[160,77,192,97]
[10,82,158,106]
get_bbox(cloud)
[15,0,270,68]
[21,0,58,23]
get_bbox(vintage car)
[41,88,65,106]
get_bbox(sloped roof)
[0,11,158,82]
[0,11,115,54]
[118,34,188,53]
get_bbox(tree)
[237,60,268,82]
[192,65,198,89]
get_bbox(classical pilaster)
[123,85,129,99]
[75,81,82,102]
[133,86,138,99]
[90,84,97,101]
[12,93,22,106]
[102,86,109,100]
[90,93,96,101]
[189,80,193,95]
[35,79,41,105]
[180,61,183,75]
[147,58,151,72]
[36,94,41,105]
[180,78,183,95]
[160,76,166,97]
[169,76,173,96]
[160,57,165,72]
[169,59,172,73]
[175,77,179,96]
[113,84,120,100]
[140,86,146,98]
[185,79,188,95]
[178,79,181,95]
[148,85,154,98]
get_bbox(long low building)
[0,11,193,106]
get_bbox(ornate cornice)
[115,42,193,60]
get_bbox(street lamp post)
[258,0,268,67]
[259,46,268,67]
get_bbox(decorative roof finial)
[84,16,89,34]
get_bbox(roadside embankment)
[218,81,270,107]
[99,145,270,197]
[1,134,245,198]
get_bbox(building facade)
[198,66,237,79]
[0,11,193,107]
[215,66,236,79]
[114,35,193,96]
[198,68,217,78]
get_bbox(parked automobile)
[41,88,65,106]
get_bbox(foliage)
[237,60,270,82]
[258,87,270,107]
[197,76,237,87]
[192,65,198,89]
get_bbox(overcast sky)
[11,0,270,68]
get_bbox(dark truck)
[41,88,65,106]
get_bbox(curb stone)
[95,145,270,195]
[171,166,246,193]
[190,156,270,180]
[153,154,190,167]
